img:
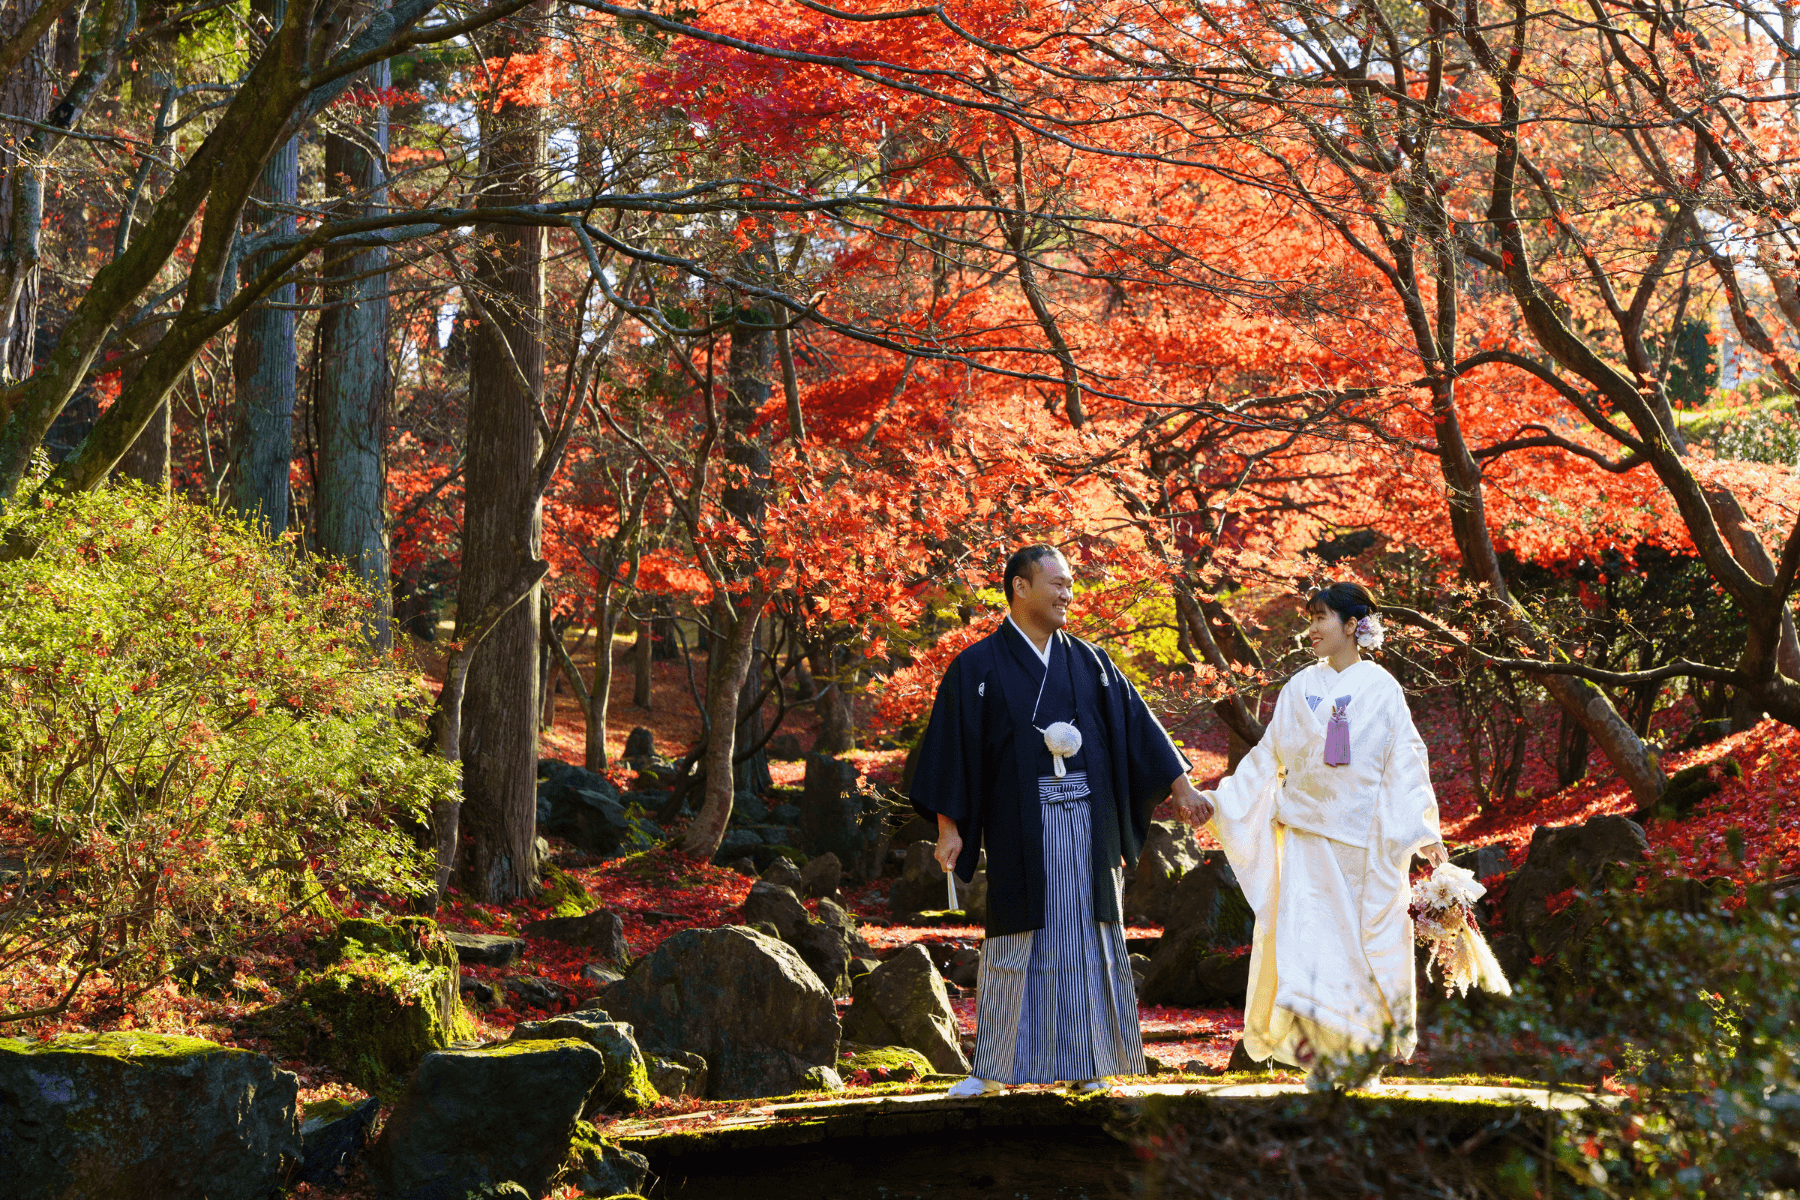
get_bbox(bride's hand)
[1421,841,1449,868]
[1172,778,1214,825]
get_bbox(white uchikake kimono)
[1206,659,1441,1076]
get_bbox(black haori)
[907,620,1189,938]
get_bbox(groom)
[909,544,1213,1094]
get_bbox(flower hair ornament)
[1354,612,1385,651]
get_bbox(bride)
[1175,581,1448,1087]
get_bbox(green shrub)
[0,482,455,1019]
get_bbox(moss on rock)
[0,1032,300,1200]
[511,1013,659,1114]
[544,865,598,918]
[249,916,472,1090]
[840,1043,932,1078]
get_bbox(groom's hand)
[935,814,963,872]
[1171,776,1214,825]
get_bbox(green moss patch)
[840,1043,932,1080]
[244,916,471,1089]
[543,866,597,918]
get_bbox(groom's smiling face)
[1012,551,1074,630]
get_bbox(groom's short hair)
[1003,544,1063,605]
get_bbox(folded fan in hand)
[1409,862,1512,998]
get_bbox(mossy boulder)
[542,864,597,918]
[509,1011,658,1114]
[369,1038,608,1200]
[249,916,472,1090]
[840,1042,932,1081]
[841,944,969,1075]
[296,1094,380,1185]
[0,1031,300,1200]
[566,1131,650,1198]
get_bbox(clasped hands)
[1172,775,1215,826]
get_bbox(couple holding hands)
[909,545,1447,1095]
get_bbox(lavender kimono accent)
[1322,696,1353,766]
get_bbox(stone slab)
[608,1078,1613,1160]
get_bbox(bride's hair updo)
[1306,580,1379,625]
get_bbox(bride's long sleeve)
[1206,683,1296,919]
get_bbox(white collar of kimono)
[1304,657,1376,716]
[1311,657,1374,684]
[1007,616,1053,666]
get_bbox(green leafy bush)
[0,483,455,1020]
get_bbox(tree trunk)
[679,584,768,857]
[679,304,774,859]
[588,590,628,771]
[315,49,392,647]
[0,0,54,383]
[734,616,772,792]
[226,0,300,535]
[113,335,169,490]
[1555,706,1590,788]
[454,5,547,902]
[1424,367,1667,806]
[811,642,856,754]
[425,556,548,911]
[633,616,653,708]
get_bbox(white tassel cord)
[1041,721,1082,778]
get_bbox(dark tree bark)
[316,48,392,647]
[454,3,548,901]
[226,0,300,535]
[0,0,55,384]
[679,304,773,858]
[113,356,169,490]
[633,616,653,709]
[810,640,856,754]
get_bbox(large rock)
[761,855,805,892]
[840,944,970,1074]
[509,1010,658,1114]
[741,882,856,995]
[800,752,866,864]
[521,909,629,962]
[595,926,840,1098]
[0,1032,301,1200]
[368,1039,606,1200]
[715,828,765,864]
[790,913,854,997]
[800,851,843,899]
[1140,855,1255,1006]
[539,762,658,857]
[568,1139,651,1198]
[623,726,657,760]
[1504,815,1651,937]
[1449,843,1512,881]
[249,917,470,1090]
[1122,820,1203,925]
[888,840,946,916]
[444,930,527,968]
[742,879,811,943]
[646,1050,709,1100]
[296,1094,380,1186]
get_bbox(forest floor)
[7,631,1797,1199]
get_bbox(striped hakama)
[972,771,1146,1084]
